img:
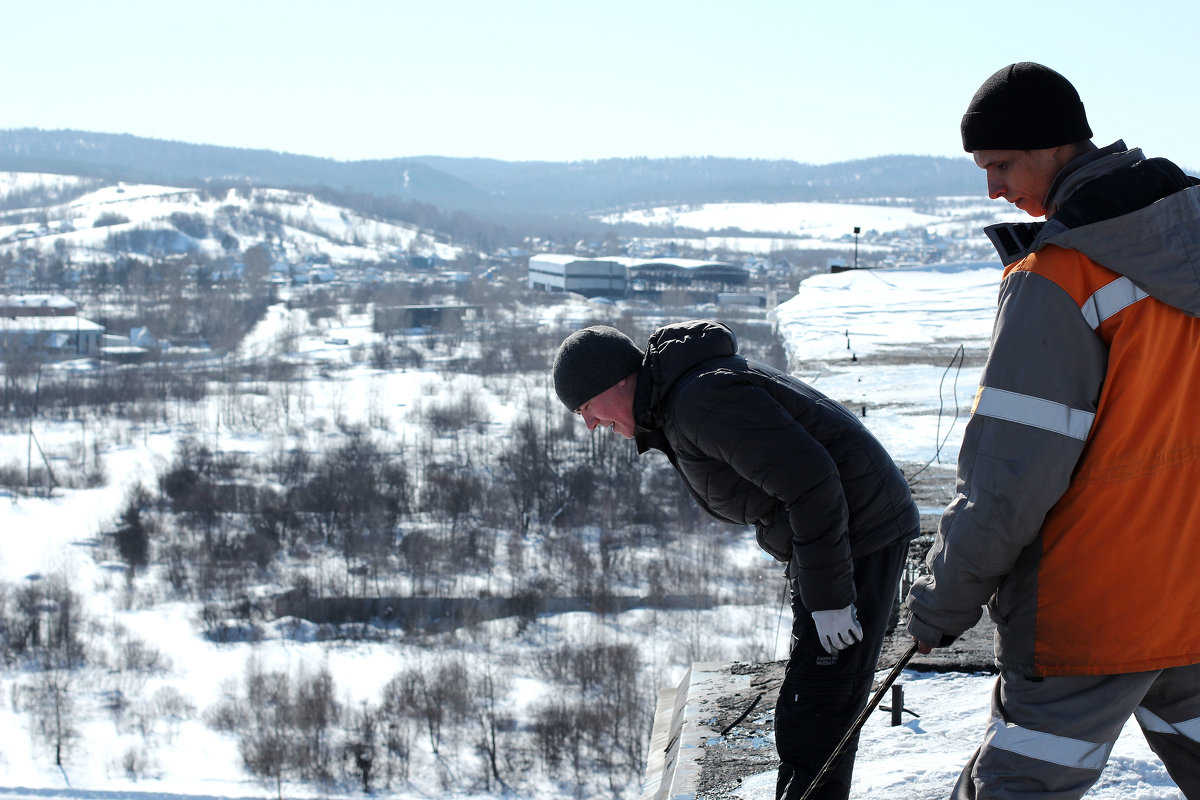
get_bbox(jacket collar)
[983,141,1146,266]
[633,362,659,453]
[631,319,739,452]
[1045,140,1134,215]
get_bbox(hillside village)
[0,169,1019,369]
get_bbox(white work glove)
[812,603,863,654]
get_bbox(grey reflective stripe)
[1135,706,1200,742]
[973,387,1095,440]
[1080,277,1149,330]
[985,715,1114,771]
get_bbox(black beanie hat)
[552,325,644,412]
[961,62,1092,152]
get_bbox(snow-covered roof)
[0,293,77,311]
[0,315,103,333]
[628,257,734,271]
[529,254,736,271]
[529,253,635,266]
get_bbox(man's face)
[576,378,637,439]
[973,147,1071,218]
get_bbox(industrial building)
[626,257,748,298]
[527,255,745,300]
[527,254,630,297]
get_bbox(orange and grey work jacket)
[907,143,1200,677]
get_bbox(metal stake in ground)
[797,641,919,800]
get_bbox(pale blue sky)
[3,0,1197,168]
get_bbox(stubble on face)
[973,146,1073,219]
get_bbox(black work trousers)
[776,538,909,800]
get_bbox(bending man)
[553,319,919,800]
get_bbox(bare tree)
[377,674,416,786]
[291,664,340,781]
[239,661,293,799]
[475,653,512,793]
[343,703,377,792]
[19,574,87,767]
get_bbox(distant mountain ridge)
[0,129,484,212]
[0,128,982,219]
[411,154,983,211]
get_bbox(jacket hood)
[634,319,738,432]
[985,145,1200,315]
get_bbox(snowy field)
[771,261,1001,470]
[0,260,1187,798]
[597,197,1028,242]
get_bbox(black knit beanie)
[961,62,1092,152]
[552,325,644,412]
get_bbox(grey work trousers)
[952,662,1200,799]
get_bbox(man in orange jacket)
[906,62,1200,798]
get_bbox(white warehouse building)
[527,254,630,297]
[527,254,747,300]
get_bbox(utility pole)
[853,227,861,270]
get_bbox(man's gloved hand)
[811,603,863,654]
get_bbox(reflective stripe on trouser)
[952,663,1200,800]
[1135,662,1200,798]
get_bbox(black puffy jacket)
[633,320,918,610]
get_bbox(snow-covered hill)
[0,171,462,273]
